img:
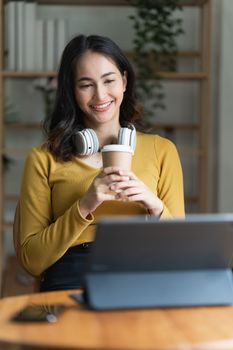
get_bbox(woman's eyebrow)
[101,72,116,78]
[77,72,116,82]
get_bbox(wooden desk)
[1,290,233,350]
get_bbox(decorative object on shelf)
[129,0,184,121]
[33,77,57,119]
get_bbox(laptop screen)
[86,214,233,273]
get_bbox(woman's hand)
[109,171,164,217]
[79,166,130,218]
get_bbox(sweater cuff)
[159,205,173,220]
[75,201,94,223]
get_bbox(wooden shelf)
[1,71,57,78]
[178,148,205,156]
[5,122,42,129]
[150,123,200,131]
[127,51,201,60]
[2,148,29,156]
[1,71,208,80]
[36,0,208,6]
[3,223,13,231]
[4,195,18,202]
[157,72,208,80]
[175,0,208,4]
[38,0,131,5]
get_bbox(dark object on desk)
[11,303,66,323]
[71,214,233,310]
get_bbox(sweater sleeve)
[154,136,185,219]
[13,147,94,276]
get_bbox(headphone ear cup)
[118,125,136,151]
[73,129,99,155]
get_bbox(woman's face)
[74,50,127,129]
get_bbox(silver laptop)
[71,214,233,310]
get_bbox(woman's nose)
[95,84,107,100]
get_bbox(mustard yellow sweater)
[14,132,185,276]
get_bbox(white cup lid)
[101,144,134,154]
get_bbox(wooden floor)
[2,256,36,297]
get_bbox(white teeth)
[92,101,112,110]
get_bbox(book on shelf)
[16,1,25,71]
[45,19,56,71]
[35,20,44,71]
[24,2,37,71]
[5,1,17,71]
[55,19,67,69]
[4,1,68,72]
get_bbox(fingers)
[92,169,141,203]
[112,178,158,205]
[95,168,163,215]
[91,172,130,202]
[107,174,130,184]
[98,167,131,187]
[116,193,144,202]
[102,166,124,175]
[109,179,139,192]
[102,167,137,179]
[112,178,143,201]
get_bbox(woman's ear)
[122,71,127,92]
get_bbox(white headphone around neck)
[73,124,136,156]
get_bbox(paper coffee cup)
[101,144,134,171]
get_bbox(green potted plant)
[129,0,184,122]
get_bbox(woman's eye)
[105,79,115,85]
[79,84,92,89]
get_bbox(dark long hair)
[43,34,143,161]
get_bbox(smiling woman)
[13,34,185,292]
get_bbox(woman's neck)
[91,123,121,149]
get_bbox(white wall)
[217,0,233,212]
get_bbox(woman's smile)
[90,100,113,112]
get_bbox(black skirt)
[40,243,92,292]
